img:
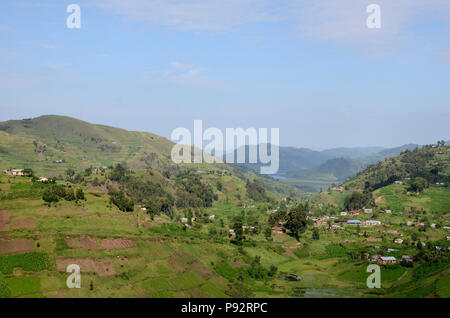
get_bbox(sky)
[0,0,449,150]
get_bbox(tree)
[312,228,320,240]
[65,168,75,180]
[409,177,428,193]
[232,216,244,245]
[285,204,308,240]
[248,256,265,279]
[43,188,59,204]
[76,188,85,201]
[65,189,76,201]
[264,227,272,240]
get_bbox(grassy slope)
[0,115,174,176]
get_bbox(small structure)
[347,219,361,225]
[37,177,48,183]
[364,208,373,214]
[394,238,404,244]
[385,209,392,214]
[331,225,341,230]
[402,255,413,263]
[208,215,215,220]
[379,256,397,264]
[181,217,188,224]
[271,226,283,233]
[340,211,347,216]
[365,220,381,226]
[4,169,24,176]
[394,180,403,185]
[350,210,360,215]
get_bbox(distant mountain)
[321,147,384,159]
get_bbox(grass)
[0,253,53,275]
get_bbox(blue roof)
[380,256,396,261]
[347,220,361,224]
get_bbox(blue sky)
[0,0,449,149]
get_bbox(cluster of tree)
[356,146,449,191]
[344,191,374,211]
[284,203,308,240]
[175,171,216,208]
[408,177,429,193]
[42,185,85,205]
[108,190,134,212]
[247,256,277,280]
[245,179,273,203]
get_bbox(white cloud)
[93,0,282,31]
[146,61,225,88]
[92,0,450,57]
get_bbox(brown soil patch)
[190,261,213,280]
[168,255,186,274]
[65,235,97,250]
[56,257,116,277]
[375,196,383,203]
[0,238,35,254]
[10,217,36,229]
[99,238,135,250]
[65,235,135,250]
[0,210,9,232]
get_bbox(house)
[407,221,413,226]
[447,236,450,241]
[364,208,373,214]
[350,210,360,215]
[208,215,215,220]
[184,224,191,228]
[365,220,381,226]
[431,223,436,228]
[347,219,361,225]
[402,255,413,263]
[271,226,283,233]
[394,180,403,185]
[443,226,450,231]
[181,217,188,224]
[367,237,382,242]
[4,169,24,176]
[385,209,392,214]
[371,255,381,262]
[379,256,397,264]
[36,177,48,182]
[331,225,341,230]
[387,248,397,252]
[141,207,147,211]
[387,230,399,235]
[394,238,404,244]
[340,211,348,216]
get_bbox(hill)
[0,115,174,176]
[234,143,420,193]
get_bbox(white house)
[364,208,373,214]
[181,217,188,223]
[209,215,215,220]
[365,220,381,226]
[340,211,347,216]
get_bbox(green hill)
[0,115,174,176]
